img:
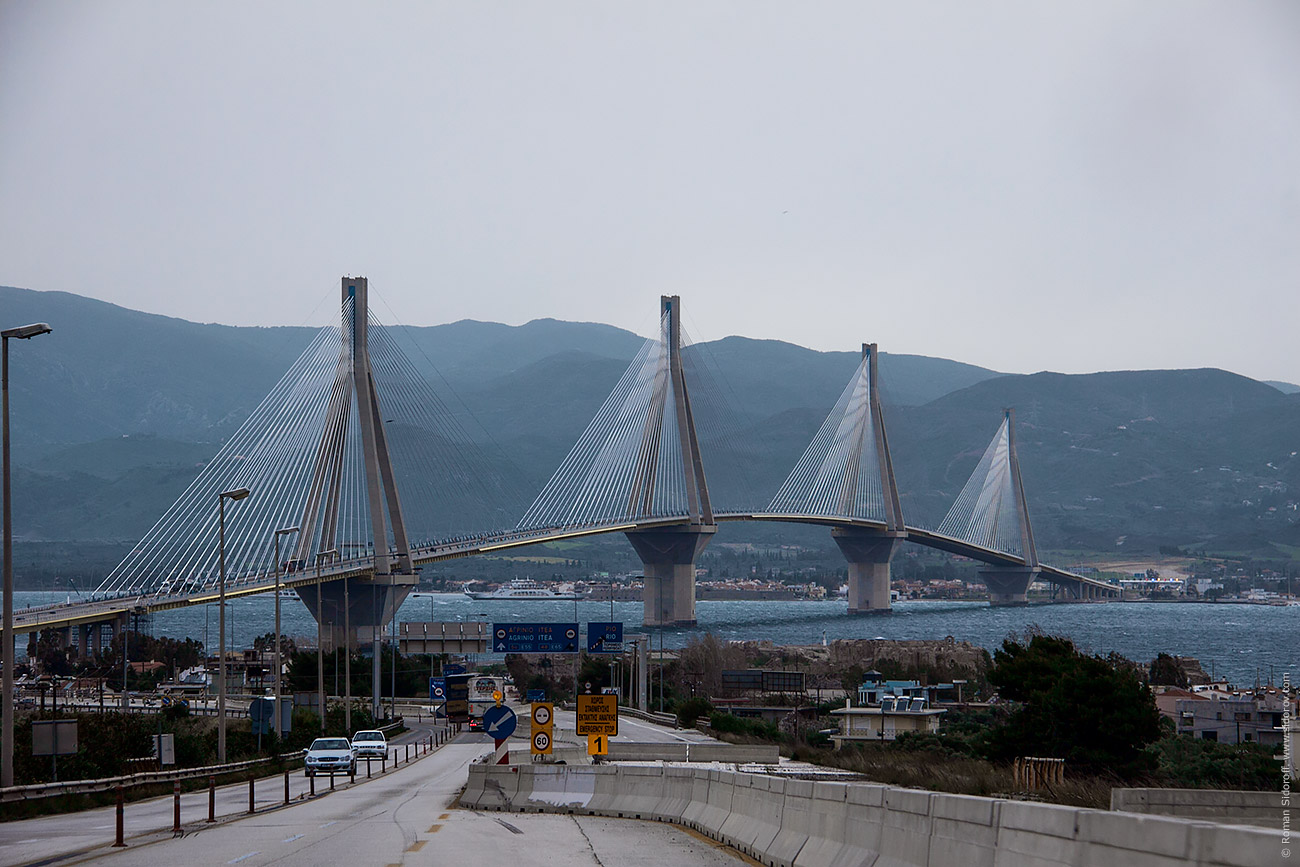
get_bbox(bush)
[676,697,713,728]
[1150,736,1281,790]
[708,712,781,741]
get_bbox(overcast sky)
[2,2,1297,382]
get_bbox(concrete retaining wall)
[1111,788,1284,827]
[461,765,1281,867]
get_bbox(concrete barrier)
[768,778,813,867]
[657,766,698,822]
[524,764,596,812]
[879,785,932,866]
[697,769,735,840]
[927,793,999,867]
[1111,788,1284,827]
[610,765,667,820]
[606,742,780,763]
[680,770,713,832]
[459,763,1281,867]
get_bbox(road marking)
[319,821,337,828]
[228,853,260,864]
[407,840,427,852]
[427,824,443,833]
[438,812,449,819]
[281,834,304,843]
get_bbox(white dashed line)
[227,853,260,864]
[282,834,304,843]
[319,821,337,828]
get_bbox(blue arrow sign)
[586,621,624,653]
[492,622,579,653]
[481,704,518,739]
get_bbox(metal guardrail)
[618,705,679,727]
[0,749,306,803]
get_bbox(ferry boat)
[463,578,582,601]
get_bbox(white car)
[350,730,387,759]
[304,737,356,777]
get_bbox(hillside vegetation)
[2,285,1297,564]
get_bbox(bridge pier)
[979,566,1038,606]
[298,579,414,651]
[626,526,716,627]
[832,529,903,614]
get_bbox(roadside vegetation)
[661,630,1285,809]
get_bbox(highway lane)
[0,720,444,866]
[21,737,744,866]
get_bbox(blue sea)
[13,591,1296,689]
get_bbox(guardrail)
[0,750,306,803]
[618,705,679,727]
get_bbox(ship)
[463,578,583,601]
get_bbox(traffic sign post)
[586,621,624,653]
[481,705,518,740]
[481,705,517,765]
[492,622,579,653]
[575,694,618,737]
[530,701,554,757]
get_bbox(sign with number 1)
[587,734,608,756]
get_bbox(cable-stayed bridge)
[3,279,1117,659]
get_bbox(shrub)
[676,697,713,727]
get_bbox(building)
[830,696,946,746]
[1174,691,1295,746]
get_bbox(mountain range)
[3,285,1298,563]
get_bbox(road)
[0,707,743,867]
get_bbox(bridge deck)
[3,514,1116,636]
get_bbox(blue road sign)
[492,622,579,653]
[526,688,546,702]
[586,621,624,653]
[481,704,518,740]
[429,677,447,702]
[443,663,467,676]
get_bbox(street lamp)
[315,549,336,733]
[272,526,299,742]
[3,321,51,788]
[217,486,250,764]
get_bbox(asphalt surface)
[0,707,743,867]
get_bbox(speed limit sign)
[531,730,552,754]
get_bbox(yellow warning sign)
[575,694,618,737]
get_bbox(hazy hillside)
[1266,380,1300,395]
[3,285,1298,562]
[888,369,1300,553]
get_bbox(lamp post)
[217,486,251,764]
[272,526,299,742]
[314,550,336,733]
[3,322,51,788]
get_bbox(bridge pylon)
[625,296,716,626]
[831,344,905,614]
[294,277,417,713]
[940,408,1040,606]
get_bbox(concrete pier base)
[832,529,903,614]
[978,566,1038,606]
[626,525,717,626]
[297,578,414,650]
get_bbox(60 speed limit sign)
[531,730,552,753]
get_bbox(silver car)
[305,737,356,777]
